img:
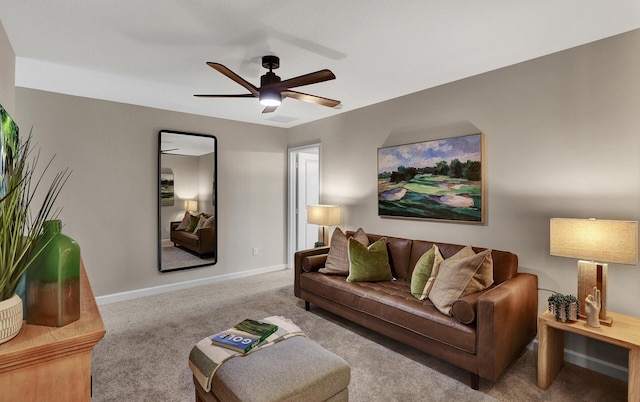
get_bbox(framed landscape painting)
[1,104,19,198]
[378,133,484,223]
[160,168,175,206]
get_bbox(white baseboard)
[95,264,289,306]
[528,339,628,382]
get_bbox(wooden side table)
[0,262,105,402]
[537,310,640,401]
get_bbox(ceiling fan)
[195,55,340,113]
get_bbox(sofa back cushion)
[346,232,518,283]
[410,240,518,285]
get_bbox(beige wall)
[0,20,15,114]
[15,89,288,296]
[289,29,640,319]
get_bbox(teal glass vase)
[26,220,81,327]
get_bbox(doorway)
[287,144,321,268]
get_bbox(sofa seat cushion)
[300,272,476,354]
[172,231,199,248]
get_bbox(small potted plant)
[548,293,579,322]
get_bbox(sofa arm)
[476,273,538,381]
[294,247,330,297]
[170,221,180,231]
[197,227,216,255]
[302,254,328,272]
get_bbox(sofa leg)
[305,301,310,311]
[470,372,479,390]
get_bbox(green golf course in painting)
[378,174,481,221]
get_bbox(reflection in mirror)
[158,130,217,272]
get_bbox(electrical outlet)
[252,247,259,255]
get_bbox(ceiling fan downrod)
[261,55,281,87]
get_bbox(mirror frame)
[158,130,217,272]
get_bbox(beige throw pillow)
[319,228,369,275]
[202,215,215,229]
[429,248,493,315]
[419,245,444,300]
[175,211,191,231]
[194,215,208,232]
[462,249,494,297]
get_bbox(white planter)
[550,301,578,322]
[0,293,23,344]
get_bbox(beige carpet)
[92,270,628,401]
[161,245,215,270]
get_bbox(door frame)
[287,143,321,269]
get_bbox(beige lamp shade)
[550,218,638,265]
[307,205,341,226]
[186,200,198,212]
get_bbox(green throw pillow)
[187,214,200,232]
[346,238,392,282]
[320,227,369,275]
[410,245,436,299]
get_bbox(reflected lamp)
[307,205,341,247]
[186,200,198,213]
[550,218,638,326]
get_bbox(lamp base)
[577,260,609,323]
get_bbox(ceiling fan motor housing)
[261,71,281,87]
[262,55,280,70]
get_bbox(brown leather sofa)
[170,220,215,257]
[294,232,538,389]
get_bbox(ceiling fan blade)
[266,69,335,90]
[262,105,278,114]
[283,90,341,108]
[206,62,259,96]
[194,94,256,98]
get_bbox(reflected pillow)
[187,214,200,232]
[346,238,392,282]
[194,215,208,232]
[175,211,191,231]
[202,215,215,229]
[320,227,369,275]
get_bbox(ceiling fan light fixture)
[259,90,282,107]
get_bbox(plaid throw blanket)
[189,316,306,392]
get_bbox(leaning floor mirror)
[158,130,217,272]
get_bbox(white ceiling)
[2,1,639,128]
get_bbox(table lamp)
[550,218,638,326]
[307,205,341,247]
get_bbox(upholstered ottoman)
[193,336,350,402]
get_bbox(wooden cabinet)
[0,262,105,402]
